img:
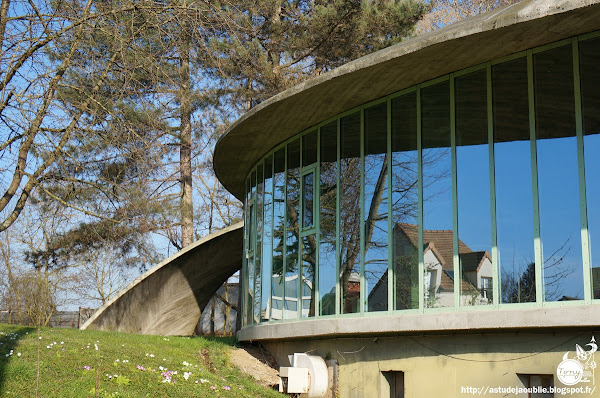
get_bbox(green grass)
[0,323,284,397]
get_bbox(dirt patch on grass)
[230,343,280,388]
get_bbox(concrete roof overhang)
[213,0,600,200]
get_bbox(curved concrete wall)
[81,223,243,336]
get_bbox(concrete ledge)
[214,0,600,200]
[81,223,243,336]
[238,304,600,341]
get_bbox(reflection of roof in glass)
[395,223,481,292]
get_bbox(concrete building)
[212,0,600,396]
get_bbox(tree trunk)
[180,25,193,248]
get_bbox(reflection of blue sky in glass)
[495,140,535,302]
[538,137,583,300]
[586,134,600,280]
[422,148,452,231]
[318,124,337,315]
[261,158,273,320]
[457,144,490,252]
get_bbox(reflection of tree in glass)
[501,238,576,303]
[270,136,451,315]
[340,157,361,312]
[318,157,337,315]
[422,148,452,209]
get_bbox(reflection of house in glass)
[367,224,493,311]
[269,274,313,320]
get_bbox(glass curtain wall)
[319,121,338,315]
[580,37,600,299]
[339,112,361,314]
[261,156,273,321]
[285,140,301,319]
[534,45,583,301]
[455,69,493,306]
[271,149,286,320]
[421,80,453,309]
[493,57,536,304]
[391,92,419,311]
[246,170,257,325]
[364,103,389,312]
[301,130,318,317]
[241,35,600,326]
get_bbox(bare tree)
[417,0,522,33]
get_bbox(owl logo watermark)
[557,336,597,386]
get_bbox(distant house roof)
[461,251,492,273]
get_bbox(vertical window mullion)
[387,99,393,311]
[298,137,303,319]
[573,38,592,303]
[282,147,288,318]
[527,50,544,306]
[336,118,341,316]
[450,74,459,310]
[360,107,365,314]
[269,157,275,320]
[315,128,321,317]
[488,63,500,308]
[417,87,424,313]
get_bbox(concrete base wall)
[264,330,600,398]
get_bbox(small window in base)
[518,374,553,398]
[382,371,404,398]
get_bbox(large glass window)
[261,156,273,321]
[493,57,536,304]
[247,170,257,324]
[455,69,493,306]
[421,81,453,308]
[340,112,361,314]
[534,45,583,302]
[243,176,250,326]
[302,130,317,230]
[391,92,419,310]
[271,149,286,320]
[580,37,600,299]
[301,234,317,317]
[319,121,338,315]
[303,172,315,229]
[364,102,389,312]
[242,35,600,325]
[285,139,301,319]
[254,165,264,323]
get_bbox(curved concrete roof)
[81,223,243,336]
[214,0,600,200]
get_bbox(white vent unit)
[279,353,329,397]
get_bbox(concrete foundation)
[264,331,600,398]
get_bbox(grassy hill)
[0,323,284,397]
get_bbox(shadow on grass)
[0,324,36,394]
